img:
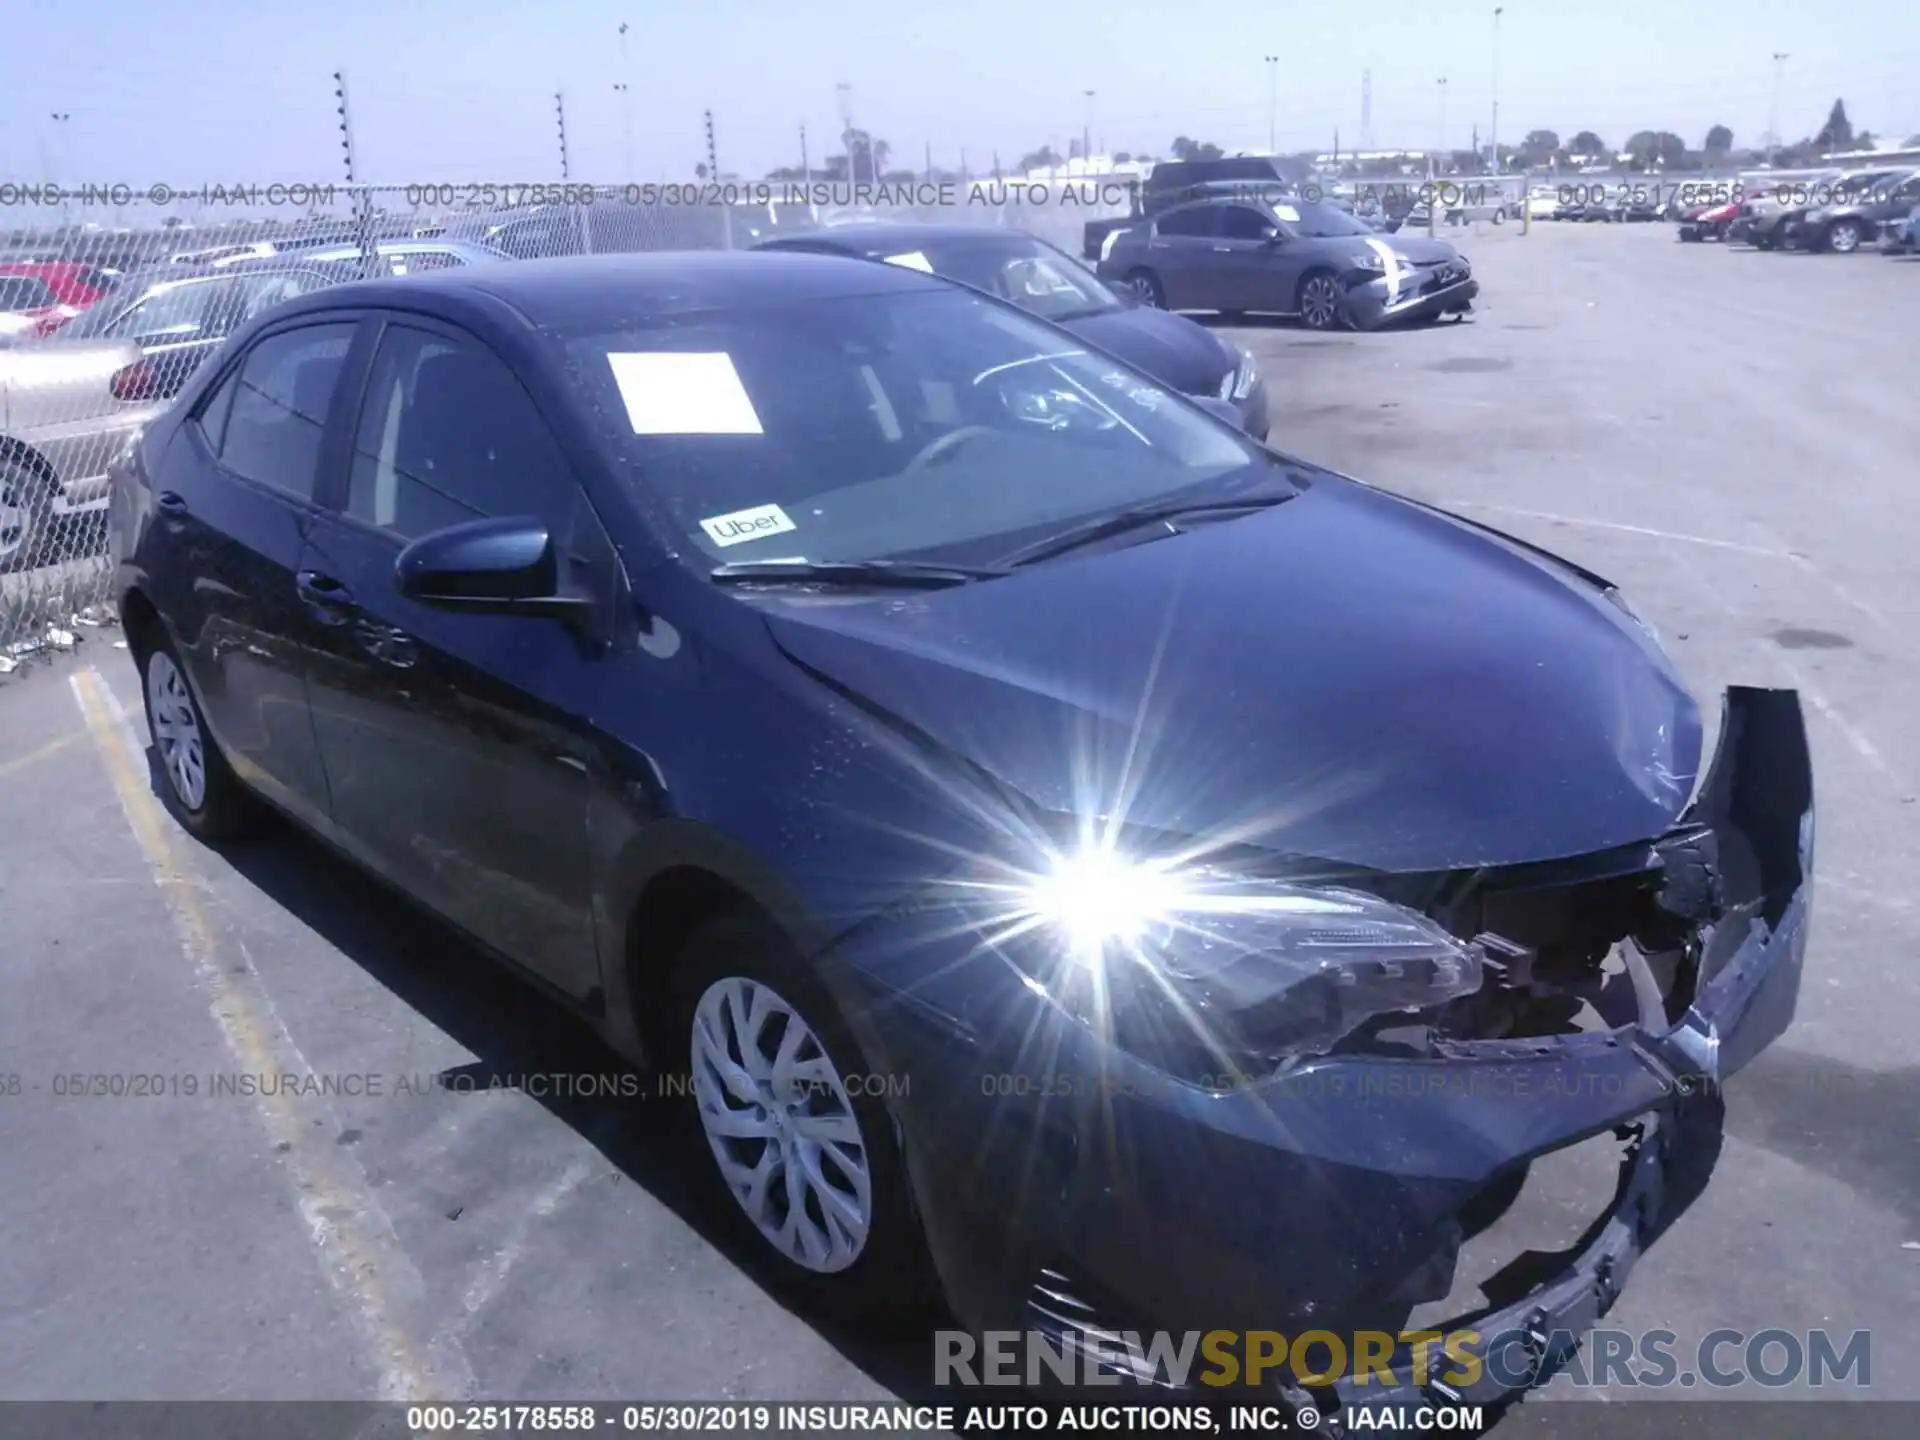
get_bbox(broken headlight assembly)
[1005,847,1484,1087]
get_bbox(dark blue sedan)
[109,252,1812,1411]
[754,223,1270,440]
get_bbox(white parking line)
[69,665,476,1403]
[1440,500,1792,558]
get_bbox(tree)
[1017,145,1063,173]
[1704,124,1733,153]
[1170,135,1225,162]
[764,164,806,182]
[1520,128,1560,164]
[1623,130,1687,169]
[1815,100,1853,151]
[1569,130,1607,157]
[1113,150,1132,163]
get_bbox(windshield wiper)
[710,558,1011,589]
[995,485,1298,569]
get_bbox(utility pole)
[333,70,374,272]
[1083,89,1095,164]
[1437,76,1449,167]
[617,21,636,182]
[799,123,810,183]
[1265,56,1279,153]
[1768,52,1789,158]
[925,140,933,183]
[1491,7,1504,172]
[1361,69,1373,151]
[835,82,856,181]
[555,90,571,179]
[704,109,718,180]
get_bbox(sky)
[4,0,1918,195]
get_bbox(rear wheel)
[0,457,52,574]
[1491,208,1507,225]
[1828,219,1862,254]
[1297,271,1343,330]
[1123,268,1164,308]
[670,912,935,1323]
[136,636,260,841]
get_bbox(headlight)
[1217,347,1259,402]
[1352,250,1386,272]
[1005,848,1484,1084]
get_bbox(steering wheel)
[904,425,997,472]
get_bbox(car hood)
[761,478,1703,874]
[1060,306,1235,397]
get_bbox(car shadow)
[137,745,953,1406]
[1192,311,1474,334]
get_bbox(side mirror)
[1263,228,1285,245]
[1190,395,1247,432]
[395,515,593,621]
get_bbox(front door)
[298,318,607,997]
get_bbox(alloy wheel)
[0,467,38,570]
[1127,272,1162,307]
[1829,221,1861,254]
[1300,275,1341,329]
[146,651,208,812]
[690,976,873,1274]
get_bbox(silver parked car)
[1,339,159,570]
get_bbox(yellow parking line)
[0,728,85,783]
[68,665,473,1402]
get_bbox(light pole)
[1265,56,1279,153]
[1083,89,1095,163]
[1491,8,1504,172]
[50,111,72,226]
[1437,77,1449,171]
[615,22,636,181]
[1768,52,1789,159]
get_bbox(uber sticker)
[700,503,797,548]
[607,351,764,435]
[884,251,935,273]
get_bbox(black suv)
[1083,156,1295,259]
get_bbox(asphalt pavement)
[1,219,1915,1430]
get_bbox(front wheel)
[1123,268,1165,308]
[1828,220,1862,254]
[1491,208,1507,225]
[1297,271,1344,330]
[0,458,51,574]
[137,637,260,841]
[671,912,935,1323]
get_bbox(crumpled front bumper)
[1347,273,1479,330]
[861,688,1812,1409]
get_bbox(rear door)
[151,319,363,826]
[297,316,609,996]
[1146,205,1223,311]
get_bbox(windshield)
[1280,202,1377,238]
[563,287,1279,569]
[875,236,1121,319]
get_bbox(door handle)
[155,490,189,517]
[295,569,356,618]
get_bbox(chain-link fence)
[0,178,1129,665]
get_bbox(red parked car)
[0,260,118,338]
[1677,199,1740,242]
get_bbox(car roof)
[272,249,945,327]
[756,224,1049,257]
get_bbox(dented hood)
[761,478,1703,872]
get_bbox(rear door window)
[216,324,358,498]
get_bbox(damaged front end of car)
[847,687,1811,1415]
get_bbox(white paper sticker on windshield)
[1271,203,1300,223]
[700,503,796,548]
[884,250,935,273]
[607,351,764,435]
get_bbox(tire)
[1123,268,1164,308]
[668,911,935,1324]
[135,633,260,842]
[1754,232,1775,250]
[0,456,53,574]
[1491,208,1507,225]
[1828,220,1862,254]
[1296,270,1343,330]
